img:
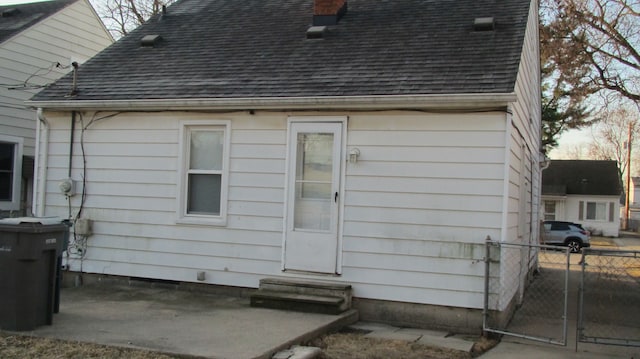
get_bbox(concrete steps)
[250,278,352,315]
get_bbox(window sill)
[176,216,227,227]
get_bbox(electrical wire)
[0,62,70,90]
[63,111,122,269]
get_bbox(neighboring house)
[542,160,622,237]
[631,177,640,206]
[28,0,541,332]
[628,177,640,230]
[0,0,112,216]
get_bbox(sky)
[548,128,592,159]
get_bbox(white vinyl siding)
[33,0,543,318]
[40,112,285,289]
[0,0,112,157]
[1,0,112,215]
[39,110,507,310]
[492,0,541,312]
[342,112,506,309]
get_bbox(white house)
[542,160,622,237]
[624,176,640,230]
[28,0,542,332]
[0,0,112,216]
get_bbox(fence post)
[483,235,492,333]
[576,249,586,352]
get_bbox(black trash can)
[0,218,67,331]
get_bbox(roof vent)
[473,17,495,31]
[140,34,162,47]
[2,8,20,17]
[306,26,327,39]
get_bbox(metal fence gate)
[484,242,640,350]
[578,248,640,347]
[483,241,571,345]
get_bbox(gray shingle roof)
[542,160,623,196]
[32,0,532,102]
[0,0,76,44]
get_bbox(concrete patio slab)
[16,284,357,359]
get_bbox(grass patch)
[0,333,177,359]
[307,332,476,359]
[2,330,496,359]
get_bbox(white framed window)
[579,200,615,222]
[177,121,230,225]
[0,135,23,211]
[586,201,607,221]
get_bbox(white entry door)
[284,121,342,273]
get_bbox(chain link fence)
[484,241,571,345]
[578,248,640,347]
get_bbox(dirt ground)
[0,330,493,359]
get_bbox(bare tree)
[91,0,176,38]
[543,0,640,103]
[588,105,638,182]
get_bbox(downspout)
[69,111,75,178]
[66,111,76,220]
[34,108,49,217]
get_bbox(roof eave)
[27,93,517,112]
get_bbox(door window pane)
[293,132,334,231]
[296,133,333,182]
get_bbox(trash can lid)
[0,217,63,225]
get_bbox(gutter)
[26,93,517,111]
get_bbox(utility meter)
[59,178,75,197]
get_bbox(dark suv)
[542,221,591,253]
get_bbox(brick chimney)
[313,0,347,26]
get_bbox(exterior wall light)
[349,148,360,163]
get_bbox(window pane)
[586,202,607,220]
[296,133,333,181]
[294,183,331,231]
[544,201,555,213]
[586,202,596,220]
[187,174,221,215]
[596,202,606,220]
[301,183,331,199]
[190,130,223,170]
[0,143,14,201]
[0,143,13,171]
[544,201,556,220]
[0,172,11,201]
